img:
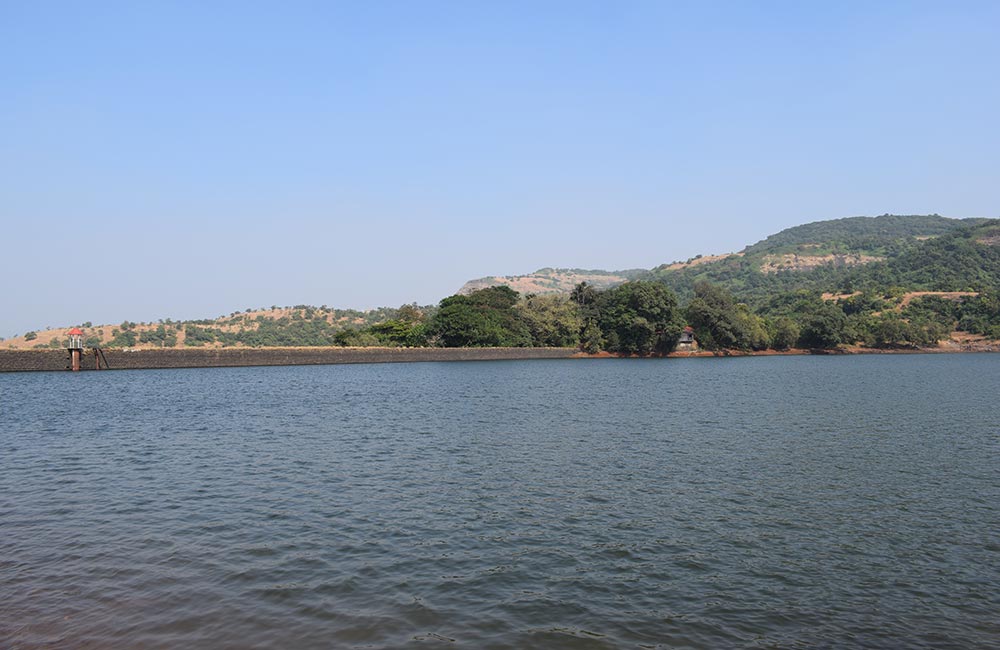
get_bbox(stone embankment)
[4,341,997,373]
[0,347,578,373]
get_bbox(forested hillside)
[645,215,1000,306]
[742,214,985,256]
[6,215,999,353]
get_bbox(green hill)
[451,214,998,306]
[743,214,986,256]
[8,213,998,352]
[849,220,1000,291]
[644,215,999,305]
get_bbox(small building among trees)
[677,326,697,350]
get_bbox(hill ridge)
[5,214,998,350]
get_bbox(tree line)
[217,280,993,353]
[62,278,999,353]
[419,280,1000,352]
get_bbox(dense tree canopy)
[516,294,582,348]
[797,303,849,349]
[684,282,770,351]
[595,281,685,355]
[429,286,533,347]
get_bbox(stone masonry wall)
[0,347,578,373]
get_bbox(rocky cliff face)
[458,268,636,295]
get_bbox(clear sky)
[2,1,998,337]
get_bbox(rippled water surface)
[2,355,999,649]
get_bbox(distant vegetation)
[171,305,435,348]
[8,215,1000,353]
[741,214,987,256]
[645,215,1000,307]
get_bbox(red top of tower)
[67,327,83,336]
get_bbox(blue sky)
[2,1,998,336]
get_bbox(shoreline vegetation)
[0,339,997,374]
[5,215,1000,359]
[5,281,998,359]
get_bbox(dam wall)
[0,347,579,373]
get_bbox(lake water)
[2,355,999,649]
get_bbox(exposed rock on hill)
[458,268,642,295]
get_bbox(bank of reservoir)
[0,346,578,372]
